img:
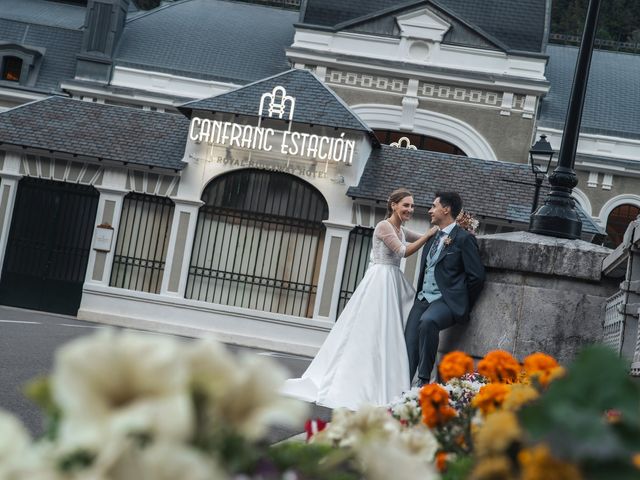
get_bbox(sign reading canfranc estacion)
[188,86,356,164]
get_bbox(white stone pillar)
[85,168,128,286]
[160,198,203,297]
[0,151,23,278]
[313,220,354,322]
[0,173,22,279]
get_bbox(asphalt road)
[0,306,331,442]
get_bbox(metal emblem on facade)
[390,137,417,150]
[259,86,296,124]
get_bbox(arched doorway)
[185,169,329,317]
[605,203,640,248]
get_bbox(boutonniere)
[444,236,453,247]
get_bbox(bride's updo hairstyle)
[386,188,413,218]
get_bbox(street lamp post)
[529,134,555,213]
[529,0,602,239]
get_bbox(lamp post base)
[529,190,582,239]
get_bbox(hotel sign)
[188,86,355,164]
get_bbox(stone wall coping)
[478,231,611,282]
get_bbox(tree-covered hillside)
[552,0,640,42]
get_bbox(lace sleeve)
[403,228,422,243]
[375,221,406,257]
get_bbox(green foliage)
[518,346,640,479]
[269,442,361,480]
[23,376,61,440]
[442,455,474,480]
[552,0,640,42]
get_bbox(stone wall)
[440,231,618,365]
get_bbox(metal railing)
[110,193,174,294]
[603,290,626,355]
[337,226,374,317]
[185,169,328,318]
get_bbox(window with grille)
[337,226,374,316]
[110,193,174,293]
[186,169,328,317]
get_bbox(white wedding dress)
[281,220,418,410]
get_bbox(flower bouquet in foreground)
[0,330,363,480]
[3,330,640,480]
[310,348,640,480]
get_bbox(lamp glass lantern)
[529,134,554,176]
[529,134,555,213]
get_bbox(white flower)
[51,330,193,443]
[315,405,399,448]
[107,442,226,480]
[355,436,440,480]
[395,425,438,460]
[0,409,31,478]
[187,340,308,441]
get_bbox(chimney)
[75,0,130,83]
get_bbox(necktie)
[428,230,444,258]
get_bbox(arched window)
[1,56,22,82]
[605,203,640,248]
[373,129,466,155]
[186,169,328,317]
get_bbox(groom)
[405,192,485,387]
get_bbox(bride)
[281,188,438,410]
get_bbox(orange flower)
[518,444,582,480]
[477,350,521,383]
[439,351,474,382]
[632,453,640,469]
[436,451,449,472]
[419,383,457,428]
[523,352,564,387]
[472,383,510,415]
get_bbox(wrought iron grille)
[110,193,174,293]
[186,169,328,317]
[337,226,374,316]
[0,177,99,315]
[603,290,626,355]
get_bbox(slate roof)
[0,97,188,171]
[347,145,603,235]
[301,0,548,53]
[0,0,86,29]
[179,69,374,134]
[539,45,640,140]
[115,0,296,84]
[0,18,83,93]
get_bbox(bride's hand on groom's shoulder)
[426,226,439,239]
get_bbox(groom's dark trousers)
[405,298,454,383]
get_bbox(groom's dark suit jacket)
[417,224,485,323]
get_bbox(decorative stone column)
[440,231,618,364]
[85,168,128,285]
[160,198,203,297]
[313,221,353,322]
[0,154,22,277]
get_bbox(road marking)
[0,319,41,324]
[58,323,104,329]
[257,351,306,360]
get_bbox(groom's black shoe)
[415,378,428,388]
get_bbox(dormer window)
[2,56,23,82]
[0,43,45,86]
